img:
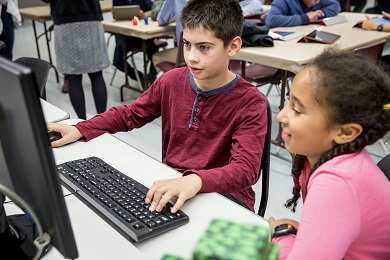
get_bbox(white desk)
[40,99,69,123]
[42,119,268,259]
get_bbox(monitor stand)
[0,195,52,259]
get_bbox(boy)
[48,0,267,214]
[265,0,340,28]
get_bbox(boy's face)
[182,26,235,89]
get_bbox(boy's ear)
[334,123,363,144]
[228,36,242,57]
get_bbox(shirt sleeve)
[275,171,360,259]
[185,95,267,195]
[75,82,163,141]
[265,0,309,28]
[320,0,341,17]
[157,0,175,26]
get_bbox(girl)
[269,48,390,259]
[42,0,110,120]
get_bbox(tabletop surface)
[3,118,268,259]
[235,12,390,74]
[40,99,70,123]
[102,19,176,40]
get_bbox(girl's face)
[277,67,340,165]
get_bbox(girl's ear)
[334,123,363,144]
[228,36,242,57]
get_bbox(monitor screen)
[0,57,78,259]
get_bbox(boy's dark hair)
[286,48,390,212]
[180,0,243,47]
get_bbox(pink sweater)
[274,149,390,259]
[75,67,267,210]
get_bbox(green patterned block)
[192,219,278,260]
[161,254,189,260]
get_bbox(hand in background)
[358,16,379,30]
[382,11,390,20]
[46,122,83,147]
[145,174,202,213]
[306,10,325,22]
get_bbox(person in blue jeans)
[113,0,159,86]
[265,0,340,28]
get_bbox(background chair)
[155,32,186,73]
[14,57,52,100]
[255,93,272,217]
[353,39,386,63]
[109,36,169,88]
[229,60,294,98]
[353,39,389,155]
[377,154,390,181]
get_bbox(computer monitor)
[0,57,78,259]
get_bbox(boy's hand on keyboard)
[46,122,84,148]
[145,174,202,214]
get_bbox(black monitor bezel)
[0,57,78,259]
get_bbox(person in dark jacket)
[42,0,109,120]
[113,0,159,86]
[365,0,390,14]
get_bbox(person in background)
[113,0,159,85]
[152,0,264,74]
[152,0,188,72]
[269,48,390,259]
[47,0,268,214]
[0,0,20,60]
[358,11,390,32]
[365,0,390,14]
[240,0,264,17]
[265,0,340,28]
[358,12,390,67]
[42,0,109,120]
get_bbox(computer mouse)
[48,131,62,142]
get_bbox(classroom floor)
[13,5,388,222]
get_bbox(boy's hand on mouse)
[46,122,83,148]
[145,174,202,213]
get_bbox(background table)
[102,20,175,98]
[235,12,390,148]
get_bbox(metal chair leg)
[130,55,143,90]
[110,67,117,86]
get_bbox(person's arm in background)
[157,0,175,26]
[240,0,264,17]
[359,12,390,32]
[265,0,308,28]
[319,0,341,18]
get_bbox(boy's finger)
[171,196,186,214]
